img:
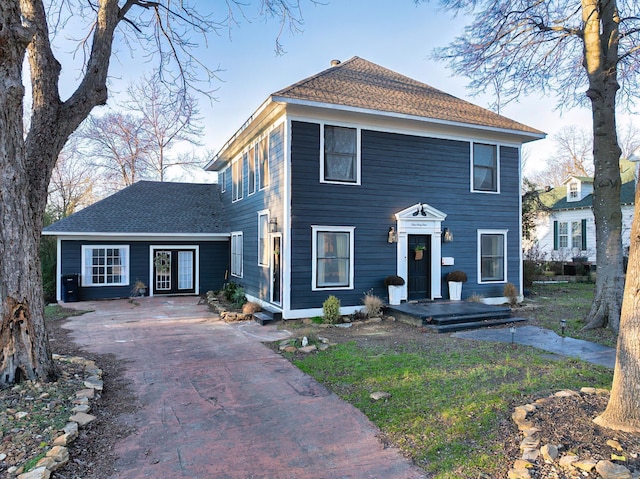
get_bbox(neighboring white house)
[530,161,636,264]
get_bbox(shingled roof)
[272,56,544,136]
[43,181,227,235]
[541,180,636,210]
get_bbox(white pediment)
[395,203,447,221]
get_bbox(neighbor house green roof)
[541,180,636,210]
[272,56,545,136]
[43,181,227,235]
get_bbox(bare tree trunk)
[582,0,623,332]
[594,180,640,432]
[0,1,56,386]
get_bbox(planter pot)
[414,250,424,261]
[388,285,403,305]
[448,281,462,301]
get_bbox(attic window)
[322,125,360,184]
[569,182,579,200]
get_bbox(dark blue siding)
[221,123,285,302]
[60,239,229,300]
[290,121,521,309]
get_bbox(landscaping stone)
[17,466,50,479]
[69,412,96,426]
[595,460,632,479]
[540,444,559,462]
[370,391,391,401]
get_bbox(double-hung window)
[248,146,256,195]
[219,168,226,193]
[571,221,582,249]
[472,143,499,192]
[231,232,243,278]
[312,226,355,290]
[232,158,243,202]
[478,230,507,283]
[81,245,129,286]
[558,222,569,249]
[322,125,359,184]
[259,137,269,190]
[258,211,269,267]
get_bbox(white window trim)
[477,229,508,284]
[232,157,243,203]
[81,245,130,287]
[258,135,270,191]
[470,142,501,194]
[220,167,227,193]
[258,210,269,267]
[320,123,361,185]
[558,221,569,249]
[247,146,257,196]
[231,232,243,278]
[311,225,355,291]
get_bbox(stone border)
[509,388,634,479]
[9,355,103,479]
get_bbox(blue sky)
[62,1,639,180]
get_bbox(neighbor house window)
[232,158,243,202]
[571,221,582,249]
[322,125,359,184]
[478,231,507,283]
[312,226,355,290]
[248,146,256,195]
[259,137,269,190]
[558,222,569,249]
[569,182,578,199]
[472,143,499,192]
[81,245,129,286]
[231,232,243,278]
[258,211,269,267]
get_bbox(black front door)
[153,249,196,295]
[407,235,431,301]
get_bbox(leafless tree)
[416,0,640,432]
[48,134,96,220]
[125,75,204,181]
[81,112,154,192]
[0,0,308,388]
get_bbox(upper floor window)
[472,143,499,193]
[322,125,360,184]
[478,230,507,283]
[219,167,226,193]
[568,182,579,200]
[248,146,256,195]
[258,211,269,267]
[312,226,355,290]
[81,245,129,287]
[259,137,269,190]
[232,158,243,202]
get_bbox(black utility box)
[61,274,80,302]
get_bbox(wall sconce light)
[269,217,278,233]
[388,226,398,243]
[412,203,427,216]
[443,228,453,243]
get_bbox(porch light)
[443,228,453,243]
[388,226,398,243]
[269,217,278,233]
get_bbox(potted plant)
[384,275,405,305]
[414,244,426,261]
[445,270,467,301]
[132,280,147,297]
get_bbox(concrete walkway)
[61,297,426,479]
[453,325,616,369]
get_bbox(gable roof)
[541,180,636,210]
[43,181,227,235]
[272,56,544,136]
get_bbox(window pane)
[316,231,350,287]
[480,234,505,281]
[248,148,256,195]
[258,215,268,266]
[473,144,497,191]
[259,138,269,189]
[324,126,356,182]
[571,222,582,249]
[178,251,193,289]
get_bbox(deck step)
[428,317,527,334]
[421,311,511,325]
[253,308,283,326]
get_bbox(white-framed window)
[248,146,256,195]
[259,137,269,190]
[258,210,269,267]
[571,221,582,249]
[321,124,360,184]
[558,222,569,248]
[569,182,579,200]
[219,167,227,193]
[478,230,507,283]
[232,158,243,202]
[312,226,355,290]
[231,232,243,278]
[472,143,499,193]
[81,245,129,286]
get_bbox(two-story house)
[44,57,544,318]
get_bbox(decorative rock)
[0,453,6,461]
[595,460,632,479]
[508,468,531,479]
[520,437,540,451]
[35,457,58,470]
[335,323,352,328]
[512,407,528,422]
[370,391,391,401]
[72,404,91,413]
[15,411,29,419]
[555,389,578,397]
[521,426,540,437]
[75,389,95,399]
[541,444,559,462]
[558,454,578,468]
[580,387,597,394]
[283,346,297,353]
[298,345,317,353]
[513,459,534,469]
[607,439,623,451]
[17,466,50,479]
[83,376,103,391]
[522,449,539,461]
[522,404,536,413]
[301,336,308,347]
[367,317,382,323]
[69,412,96,426]
[574,459,597,471]
[318,344,329,351]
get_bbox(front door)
[407,235,431,301]
[270,234,282,305]
[153,249,196,295]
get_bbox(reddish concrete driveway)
[62,297,427,479]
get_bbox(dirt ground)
[18,308,639,478]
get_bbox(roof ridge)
[273,56,361,96]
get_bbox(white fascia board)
[42,232,230,241]
[272,96,546,143]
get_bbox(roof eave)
[42,231,231,239]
